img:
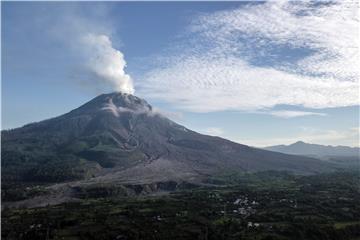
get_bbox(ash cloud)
[48,3,135,94]
[81,34,134,94]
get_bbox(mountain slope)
[2,93,333,190]
[264,141,360,159]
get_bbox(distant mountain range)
[264,141,359,159]
[2,92,335,206]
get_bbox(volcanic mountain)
[2,92,333,190]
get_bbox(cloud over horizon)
[202,127,224,136]
[269,110,327,119]
[237,127,360,148]
[139,1,359,115]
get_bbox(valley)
[2,170,359,240]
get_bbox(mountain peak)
[104,94,152,117]
[101,92,152,112]
[71,92,153,116]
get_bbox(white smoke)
[101,98,151,117]
[81,33,134,94]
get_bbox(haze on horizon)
[2,1,359,147]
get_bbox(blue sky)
[2,1,359,147]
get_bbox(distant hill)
[264,141,359,159]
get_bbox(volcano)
[2,92,333,190]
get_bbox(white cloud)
[202,127,224,136]
[191,0,359,81]
[139,1,359,113]
[152,107,184,121]
[237,127,360,147]
[269,110,327,118]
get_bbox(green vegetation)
[1,130,146,198]
[2,170,360,240]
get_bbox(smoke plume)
[80,33,134,94]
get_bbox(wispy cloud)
[237,127,360,147]
[152,107,184,121]
[269,110,327,118]
[139,1,359,114]
[202,127,224,136]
